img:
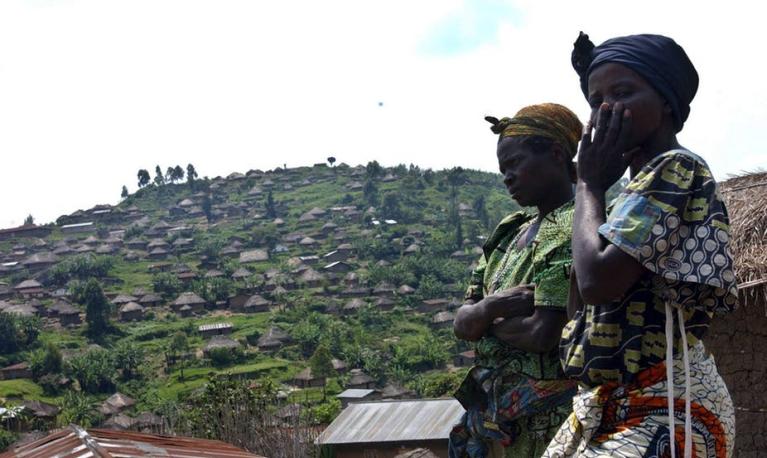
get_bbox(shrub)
[66,348,116,394]
[0,429,17,453]
[29,343,63,379]
[38,373,64,396]
[310,398,341,424]
[208,347,242,367]
[0,312,41,354]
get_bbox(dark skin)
[572,62,683,310]
[453,137,571,353]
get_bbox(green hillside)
[0,161,519,446]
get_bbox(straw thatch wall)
[706,171,767,458]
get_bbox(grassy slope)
[1,163,519,414]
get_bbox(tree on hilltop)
[446,167,465,200]
[327,156,336,167]
[186,163,198,189]
[165,166,176,183]
[120,185,128,199]
[137,169,150,188]
[366,160,383,179]
[154,165,165,186]
[23,214,34,225]
[164,165,185,184]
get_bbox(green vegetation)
[0,379,46,400]
[0,312,40,357]
[0,160,523,442]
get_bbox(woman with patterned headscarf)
[544,33,737,458]
[450,103,583,457]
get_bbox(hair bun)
[571,31,595,77]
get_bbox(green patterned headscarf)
[485,103,583,158]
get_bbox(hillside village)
[0,161,520,453]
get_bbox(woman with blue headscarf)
[544,33,738,458]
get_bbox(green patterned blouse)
[467,201,574,315]
[466,200,575,382]
[451,201,576,457]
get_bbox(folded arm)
[490,307,568,353]
[453,286,534,341]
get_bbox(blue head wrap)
[572,32,699,132]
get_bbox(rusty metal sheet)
[0,426,264,458]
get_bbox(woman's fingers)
[615,109,633,154]
[603,102,624,147]
[592,103,610,144]
[580,121,593,149]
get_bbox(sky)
[1,0,764,228]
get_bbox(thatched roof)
[112,294,138,305]
[299,237,318,246]
[22,252,59,266]
[49,300,78,315]
[173,292,206,306]
[231,268,252,279]
[244,294,270,308]
[139,293,163,304]
[120,302,144,313]
[239,249,269,263]
[721,171,767,306]
[293,367,320,381]
[300,268,325,283]
[15,279,42,290]
[432,311,455,324]
[298,212,316,222]
[98,392,136,415]
[204,336,241,352]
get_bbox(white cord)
[665,302,677,458]
[677,307,692,458]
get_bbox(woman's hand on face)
[577,102,638,192]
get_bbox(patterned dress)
[450,202,578,458]
[545,150,738,458]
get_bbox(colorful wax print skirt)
[449,363,577,458]
[543,341,734,458]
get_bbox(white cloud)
[0,0,764,227]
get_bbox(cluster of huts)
[0,164,497,457]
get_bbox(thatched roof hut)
[707,171,767,457]
[172,292,206,312]
[719,171,767,305]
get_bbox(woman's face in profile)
[496,138,561,208]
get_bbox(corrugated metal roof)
[316,399,464,445]
[198,322,233,332]
[336,389,376,398]
[0,425,265,458]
